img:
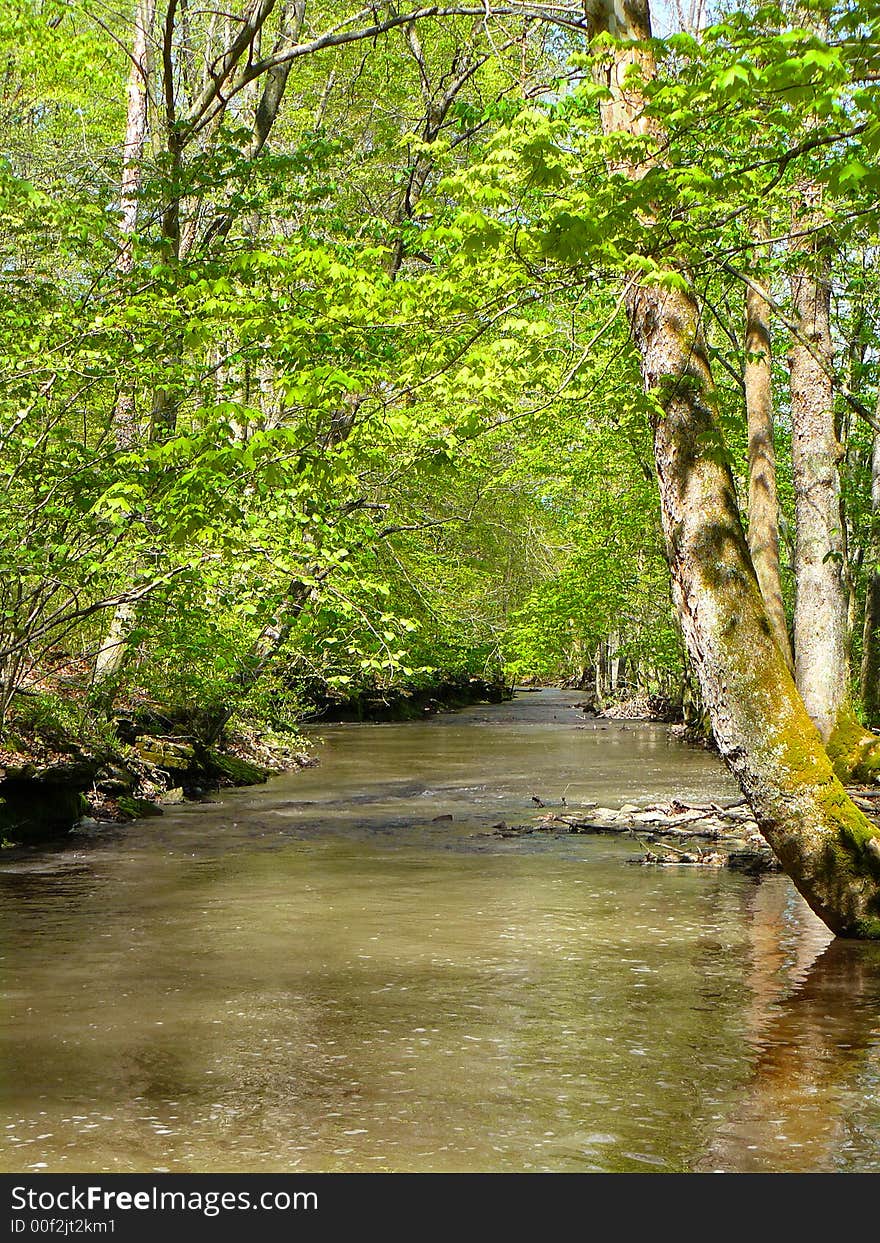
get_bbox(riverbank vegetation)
[4,0,880,931]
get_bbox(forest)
[4,0,880,943]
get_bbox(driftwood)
[539,798,755,840]
[486,791,880,873]
[486,797,780,872]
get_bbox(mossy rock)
[33,758,100,785]
[95,762,136,794]
[134,736,196,771]
[0,787,90,843]
[207,751,268,786]
[117,796,164,820]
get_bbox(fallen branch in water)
[483,797,789,873]
[482,794,880,874]
[539,798,755,840]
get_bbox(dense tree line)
[4,0,880,932]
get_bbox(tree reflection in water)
[703,882,880,1171]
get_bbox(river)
[2,689,880,1173]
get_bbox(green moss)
[134,736,195,771]
[851,916,880,940]
[812,779,880,886]
[117,796,164,819]
[827,708,880,784]
[207,751,267,786]
[768,691,837,791]
[736,681,880,929]
[780,729,833,785]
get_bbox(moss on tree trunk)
[593,0,880,938]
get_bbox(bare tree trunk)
[861,424,880,727]
[787,181,849,742]
[593,641,605,705]
[112,0,156,453]
[610,630,622,692]
[744,220,793,671]
[785,184,880,778]
[94,0,156,685]
[592,0,880,937]
[779,4,880,774]
[201,573,317,745]
[93,602,138,684]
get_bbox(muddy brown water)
[2,689,879,1173]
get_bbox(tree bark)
[112,0,156,453]
[785,180,880,779]
[744,221,793,671]
[94,0,156,686]
[592,0,880,937]
[861,424,880,727]
[787,180,849,742]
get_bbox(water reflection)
[1,691,879,1172]
[703,887,880,1171]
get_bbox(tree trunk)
[112,0,156,453]
[93,0,156,686]
[861,426,880,727]
[592,0,880,937]
[785,181,880,778]
[593,641,604,706]
[93,602,137,683]
[787,181,849,742]
[201,574,316,745]
[744,221,793,671]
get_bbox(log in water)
[2,690,879,1173]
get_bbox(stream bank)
[0,734,306,847]
[298,674,510,722]
[0,674,510,846]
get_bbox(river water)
[2,689,880,1173]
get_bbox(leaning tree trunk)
[591,0,880,937]
[744,221,793,671]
